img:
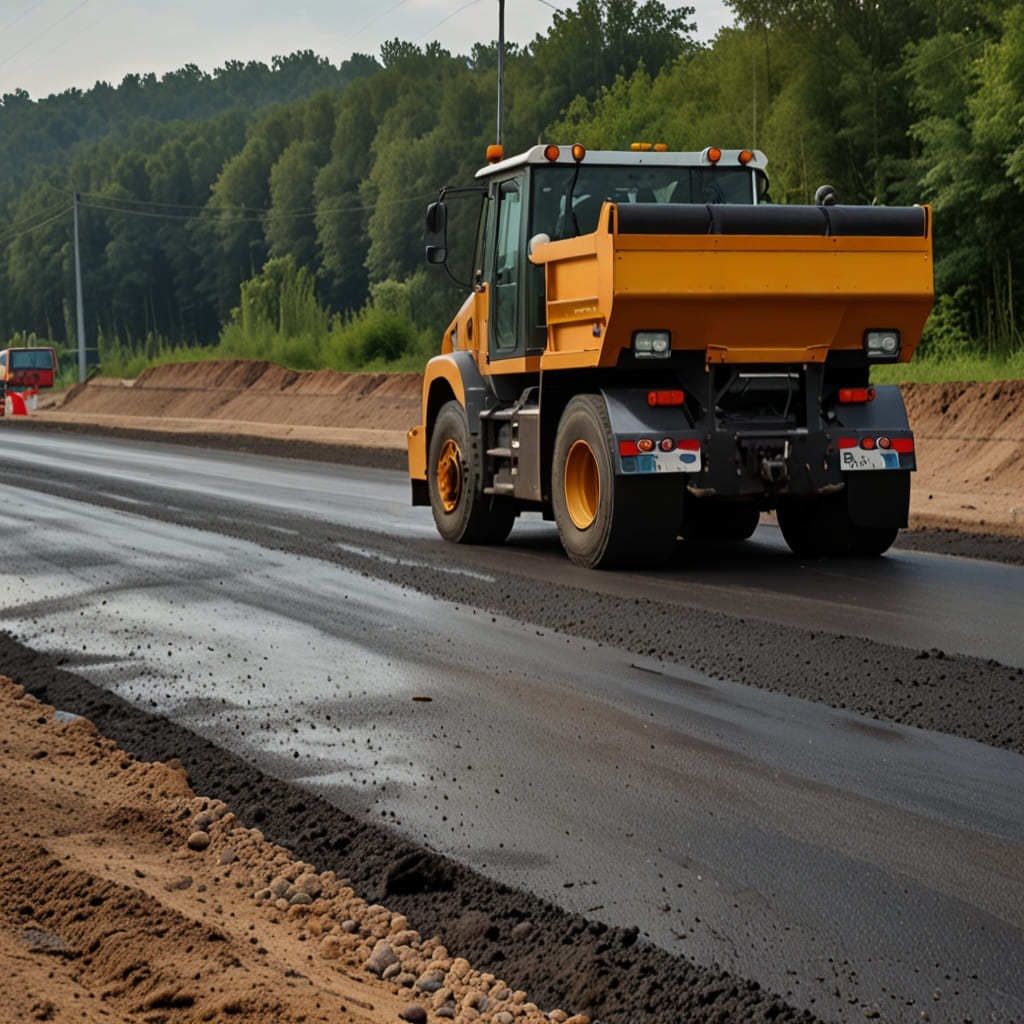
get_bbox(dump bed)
[529,201,933,369]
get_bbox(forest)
[1,0,1021,378]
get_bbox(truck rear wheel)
[428,400,515,544]
[777,491,899,557]
[552,395,682,569]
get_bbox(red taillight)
[838,387,876,404]
[647,389,685,407]
[637,438,655,453]
[838,436,914,453]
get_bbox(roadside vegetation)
[2,0,1021,383]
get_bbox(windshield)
[532,164,763,239]
[8,349,55,370]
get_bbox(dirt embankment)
[29,360,1024,538]
[0,675,589,1024]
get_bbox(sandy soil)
[0,675,585,1024]
[3,361,1023,1023]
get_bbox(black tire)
[428,400,515,545]
[551,395,682,569]
[683,498,760,542]
[777,492,898,557]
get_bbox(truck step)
[484,483,515,496]
[486,446,514,459]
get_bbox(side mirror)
[425,201,448,264]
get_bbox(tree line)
[1,0,1021,375]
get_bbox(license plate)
[621,450,701,474]
[840,448,901,471]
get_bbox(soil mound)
[52,362,422,435]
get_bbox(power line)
[0,201,72,242]
[0,0,91,73]
[69,192,434,224]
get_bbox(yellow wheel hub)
[436,438,463,514]
[563,440,600,530]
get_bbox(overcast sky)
[0,0,733,101]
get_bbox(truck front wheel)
[552,395,682,569]
[428,400,515,544]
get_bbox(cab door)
[489,176,525,360]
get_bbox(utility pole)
[496,0,505,149]
[73,192,86,382]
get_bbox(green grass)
[871,350,1024,384]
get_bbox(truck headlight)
[634,330,671,359]
[864,329,901,361]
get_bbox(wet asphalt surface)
[2,423,1023,1024]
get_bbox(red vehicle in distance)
[0,346,58,416]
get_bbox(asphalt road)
[2,429,1022,1023]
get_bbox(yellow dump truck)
[409,143,933,568]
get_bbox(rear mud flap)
[845,470,911,529]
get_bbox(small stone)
[398,1006,427,1023]
[186,830,210,851]
[416,969,446,993]
[365,938,398,976]
[431,987,454,1009]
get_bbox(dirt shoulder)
[0,674,586,1024]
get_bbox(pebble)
[186,830,210,851]
[364,938,398,976]
[212,816,588,1024]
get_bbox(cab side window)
[491,178,523,354]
